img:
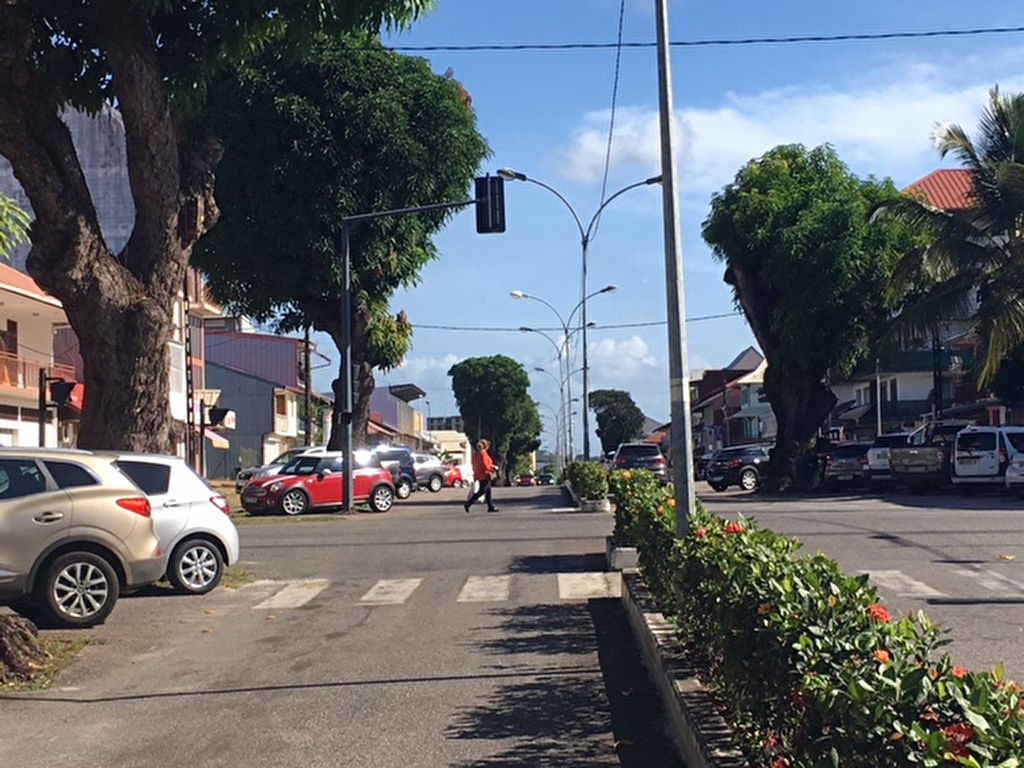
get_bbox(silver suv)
[0,448,164,628]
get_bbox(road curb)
[620,571,749,768]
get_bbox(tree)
[875,87,1024,388]
[192,35,488,448]
[448,356,540,476]
[589,389,645,455]
[702,144,920,489]
[0,1,430,451]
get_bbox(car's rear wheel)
[37,551,120,628]
[280,489,309,515]
[709,481,728,492]
[739,467,758,491]
[167,537,224,594]
[395,478,412,499]
[369,484,395,512]
[427,474,443,493]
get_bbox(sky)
[311,0,1024,457]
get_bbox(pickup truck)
[888,419,974,491]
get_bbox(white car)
[235,445,327,492]
[952,426,1024,490]
[103,453,240,594]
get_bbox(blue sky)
[321,0,1024,456]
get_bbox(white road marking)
[359,578,423,605]
[953,567,1024,593]
[252,579,330,609]
[457,575,512,602]
[865,570,946,598]
[557,572,621,600]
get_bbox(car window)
[0,459,47,499]
[114,460,171,495]
[831,444,869,458]
[617,445,660,457]
[322,457,345,473]
[283,456,321,475]
[957,432,996,451]
[873,434,909,448]
[43,460,100,489]
[1005,432,1024,452]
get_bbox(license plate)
[907,466,928,473]
[709,475,724,482]
[959,457,977,463]
[836,474,853,481]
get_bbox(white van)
[951,426,1024,488]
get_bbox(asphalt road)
[1,485,683,768]
[697,481,1024,681]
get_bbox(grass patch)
[221,565,256,589]
[2,634,90,693]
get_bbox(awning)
[837,403,873,421]
[204,428,229,449]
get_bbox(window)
[44,461,99,489]
[0,459,46,499]
[115,460,171,495]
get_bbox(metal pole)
[581,240,590,460]
[656,0,696,537]
[341,221,354,512]
[37,368,46,447]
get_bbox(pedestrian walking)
[464,438,499,513]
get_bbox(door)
[954,430,1000,478]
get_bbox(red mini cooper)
[241,451,395,515]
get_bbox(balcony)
[0,352,76,402]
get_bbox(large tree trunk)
[0,5,219,451]
[762,359,836,491]
[0,615,48,684]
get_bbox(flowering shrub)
[617,470,1024,766]
[607,467,673,545]
[563,460,608,501]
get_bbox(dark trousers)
[467,478,494,509]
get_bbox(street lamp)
[533,366,568,468]
[519,324,572,460]
[500,168,662,459]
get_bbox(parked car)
[610,442,668,482]
[102,453,239,594]
[0,448,163,628]
[889,419,973,491]
[951,425,1024,491]
[705,444,771,492]
[235,445,327,493]
[241,451,395,515]
[1005,450,1024,497]
[412,452,447,493]
[536,473,556,486]
[863,433,911,486]
[516,473,537,486]
[821,442,872,489]
[370,445,418,499]
[444,464,465,488]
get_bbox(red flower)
[952,665,968,678]
[724,521,744,534]
[867,603,890,623]
[694,527,707,539]
[942,722,975,755]
[771,759,788,768]
[873,649,891,664]
[919,706,940,723]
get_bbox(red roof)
[903,169,973,212]
[0,262,55,301]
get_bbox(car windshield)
[831,444,869,457]
[873,434,909,448]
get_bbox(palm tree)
[877,86,1024,386]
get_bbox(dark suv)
[371,446,418,499]
[611,442,668,482]
[705,444,771,492]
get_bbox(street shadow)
[446,599,680,767]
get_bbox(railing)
[0,351,76,393]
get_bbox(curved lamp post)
[519,324,572,460]
[513,286,612,462]
[500,168,662,459]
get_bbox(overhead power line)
[383,26,1024,53]
[413,311,741,333]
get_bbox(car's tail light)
[210,494,231,516]
[653,457,666,467]
[859,455,869,466]
[117,496,151,517]
[936,449,945,463]
[727,458,742,468]
[615,457,627,467]
[1000,447,1008,467]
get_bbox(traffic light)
[475,175,505,234]
[49,378,75,407]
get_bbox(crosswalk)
[863,566,1024,601]
[247,571,623,611]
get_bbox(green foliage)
[0,195,28,260]
[193,34,489,353]
[448,355,539,465]
[589,389,645,455]
[564,461,608,501]
[607,467,673,546]
[877,87,1024,387]
[616,468,1024,767]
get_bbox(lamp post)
[512,286,613,462]
[533,366,567,469]
[519,324,572,460]
[500,168,662,459]
[534,400,563,474]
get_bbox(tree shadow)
[507,552,608,574]
[447,598,681,767]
